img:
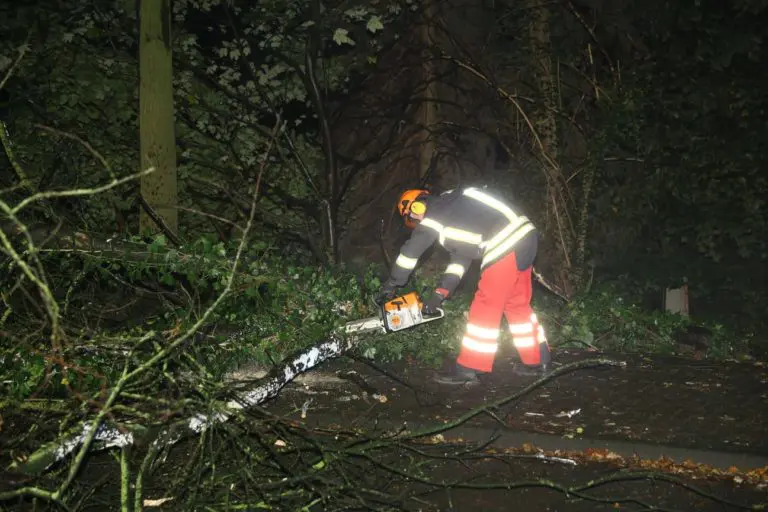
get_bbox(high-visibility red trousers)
[456,251,551,373]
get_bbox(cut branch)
[9,331,357,475]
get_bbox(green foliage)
[0,0,401,253]
[0,233,460,401]
[551,288,689,354]
[3,353,47,399]
[0,0,413,406]
[536,284,750,359]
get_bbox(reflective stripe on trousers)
[456,251,550,373]
[507,312,549,365]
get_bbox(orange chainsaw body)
[381,292,424,332]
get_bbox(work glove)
[422,290,446,316]
[374,281,397,306]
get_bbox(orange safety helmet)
[397,188,430,229]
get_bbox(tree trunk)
[139,0,178,237]
[527,0,574,296]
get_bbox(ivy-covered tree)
[139,0,178,237]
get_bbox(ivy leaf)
[366,16,384,34]
[149,235,168,253]
[332,28,355,46]
[344,6,369,21]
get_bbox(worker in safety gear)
[376,186,551,385]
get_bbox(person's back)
[424,188,507,244]
[423,186,534,269]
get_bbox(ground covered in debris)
[264,348,768,455]
[3,348,766,511]
[14,420,765,512]
[397,454,767,511]
[235,347,768,510]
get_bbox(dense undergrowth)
[2,232,755,407]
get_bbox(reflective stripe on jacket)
[389,186,536,295]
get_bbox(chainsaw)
[343,291,445,335]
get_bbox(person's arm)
[434,255,473,298]
[387,223,439,287]
[376,218,441,305]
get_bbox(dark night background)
[1,0,768,508]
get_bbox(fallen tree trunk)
[9,331,355,475]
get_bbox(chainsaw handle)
[422,307,445,319]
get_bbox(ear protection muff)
[409,201,426,215]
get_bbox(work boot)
[512,362,549,378]
[433,363,480,386]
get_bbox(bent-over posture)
[377,186,551,385]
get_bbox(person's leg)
[503,266,551,372]
[455,251,520,372]
[435,254,519,385]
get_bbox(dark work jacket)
[388,186,537,297]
